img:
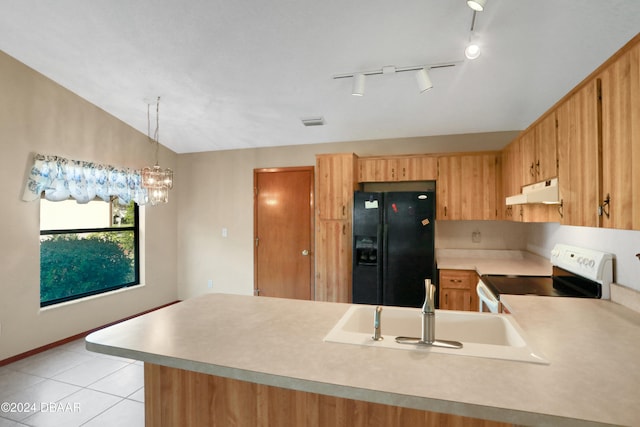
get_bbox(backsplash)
[435,220,527,250]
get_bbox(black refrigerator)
[352,191,435,308]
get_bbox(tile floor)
[0,339,144,427]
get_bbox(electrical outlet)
[472,231,481,243]
[207,279,213,289]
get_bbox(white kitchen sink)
[324,305,548,364]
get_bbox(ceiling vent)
[301,117,325,127]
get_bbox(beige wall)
[176,132,519,300]
[0,51,178,360]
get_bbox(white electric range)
[476,244,614,313]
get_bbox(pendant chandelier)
[142,96,173,204]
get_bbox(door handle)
[301,249,309,256]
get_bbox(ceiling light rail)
[333,61,461,96]
[332,62,459,80]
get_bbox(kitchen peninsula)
[86,293,640,426]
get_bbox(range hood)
[506,178,560,205]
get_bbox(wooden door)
[254,167,314,299]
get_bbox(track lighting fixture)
[333,61,459,95]
[467,0,487,12]
[464,6,483,60]
[352,73,366,96]
[465,43,481,59]
[415,68,433,93]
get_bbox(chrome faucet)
[372,306,383,341]
[421,279,436,344]
[396,279,463,349]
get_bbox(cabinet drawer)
[439,269,477,289]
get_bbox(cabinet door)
[520,129,537,185]
[399,156,438,181]
[438,154,500,220]
[315,220,351,302]
[439,270,478,311]
[501,139,522,221]
[440,288,474,311]
[535,112,558,181]
[358,157,397,182]
[556,81,601,227]
[316,154,357,220]
[521,113,557,185]
[600,41,640,230]
[358,156,438,182]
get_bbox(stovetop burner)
[480,267,602,300]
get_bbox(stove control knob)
[589,259,596,268]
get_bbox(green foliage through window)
[39,199,139,306]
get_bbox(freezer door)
[382,192,435,307]
[352,192,383,304]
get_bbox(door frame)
[253,166,315,298]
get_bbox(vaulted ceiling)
[1,1,639,153]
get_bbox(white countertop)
[86,293,640,426]
[436,249,552,276]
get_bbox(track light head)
[415,68,433,93]
[465,43,481,59]
[467,0,487,11]
[352,73,365,96]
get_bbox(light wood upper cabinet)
[521,112,558,185]
[358,155,437,182]
[599,39,640,230]
[437,153,500,220]
[399,156,438,181]
[556,80,601,228]
[316,153,359,220]
[501,139,522,221]
[358,157,392,182]
[536,112,559,181]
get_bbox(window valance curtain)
[22,154,148,205]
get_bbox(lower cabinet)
[315,219,352,302]
[439,269,479,311]
[145,363,513,427]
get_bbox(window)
[39,198,140,307]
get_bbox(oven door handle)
[476,281,500,313]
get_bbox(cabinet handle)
[402,167,406,177]
[598,194,610,218]
[444,206,447,217]
[558,199,564,219]
[535,160,540,175]
[530,162,535,177]
[342,205,346,216]
[445,294,448,305]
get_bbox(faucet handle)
[423,279,435,313]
